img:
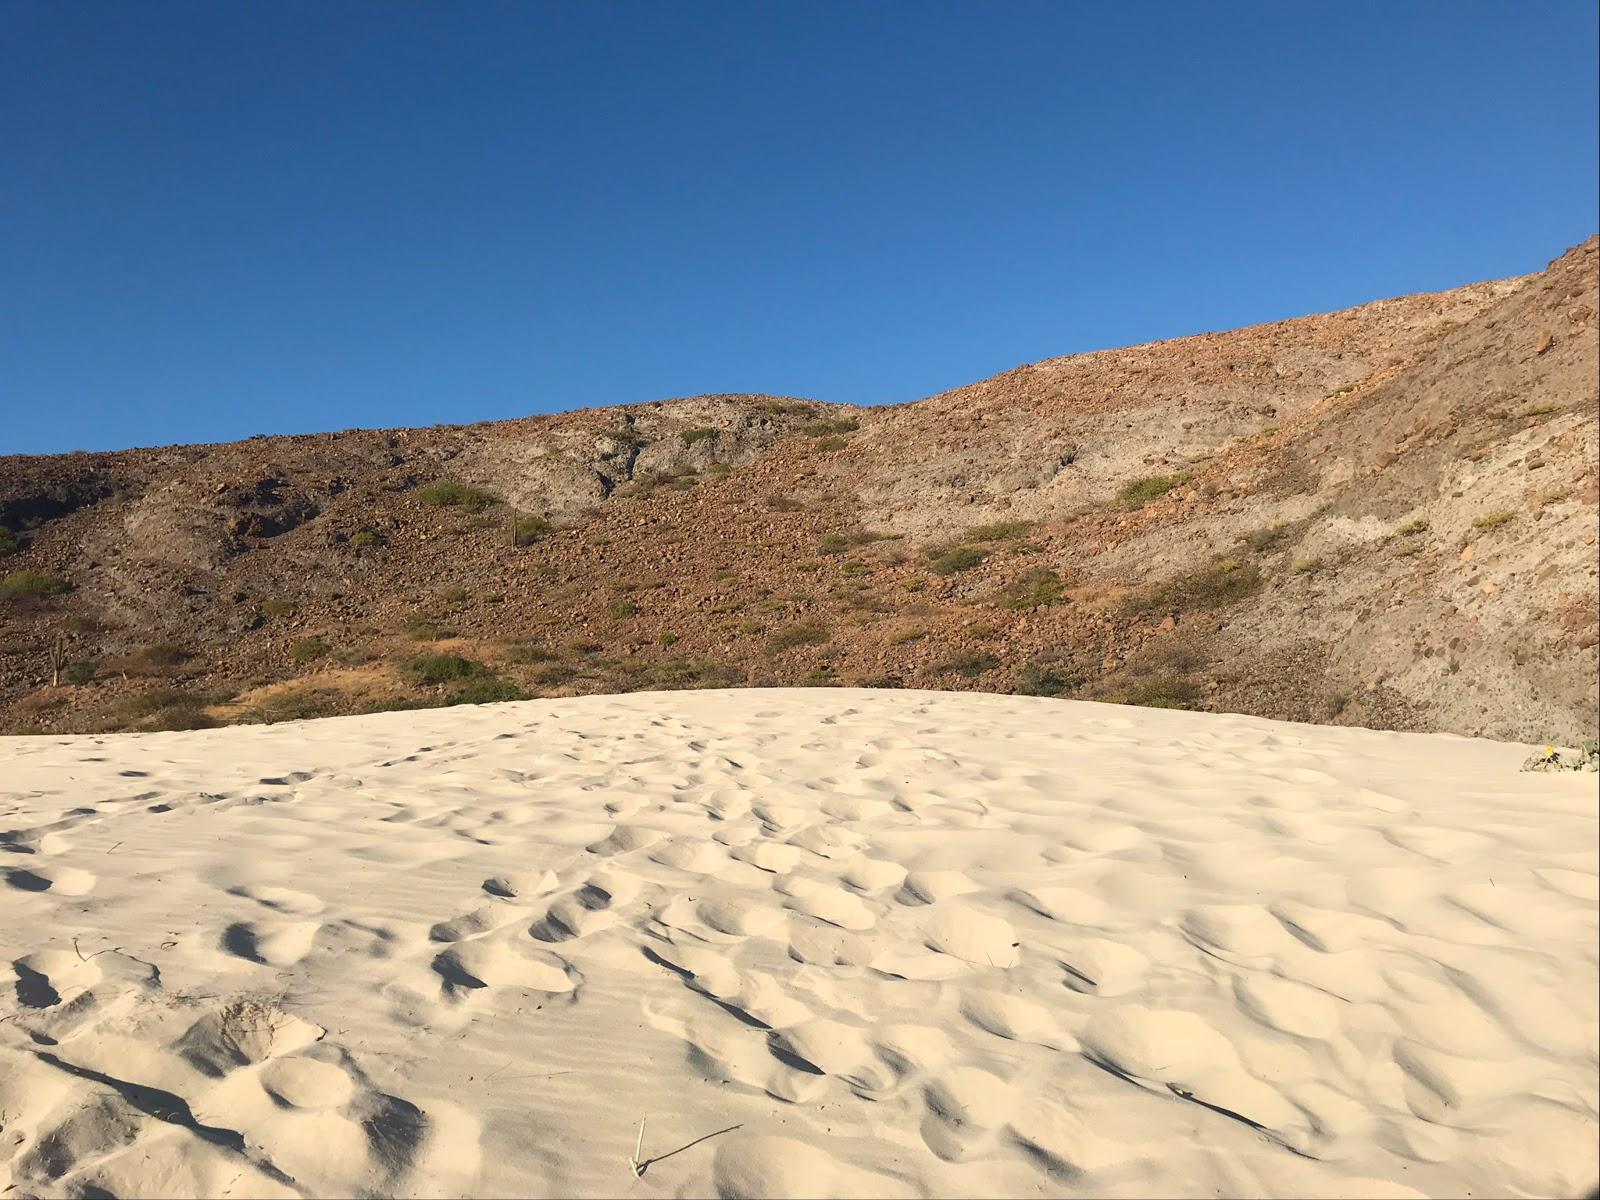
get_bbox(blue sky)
[2,2,1596,455]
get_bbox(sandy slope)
[1,690,1596,1199]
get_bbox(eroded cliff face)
[3,241,1595,740]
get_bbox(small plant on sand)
[929,546,988,575]
[417,481,499,512]
[1,570,69,599]
[1115,473,1188,510]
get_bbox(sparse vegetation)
[404,613,455,641]
[608,600,639,618]
[1242,524,1286,552]
[1520,403,1560,418]
[1393,542,1423,557]
[410,654,485,685]
[417,481,499,512]
[812,436,849,453]
[1,570,69,599]
[1473,509,1516,532]
[116,687,215,731]
[290,636,328,663]
[262,597,295,618]
[889,627,927,645]
[0,527,17,557]
[1110,674,1201,710]
[929,546,988,575]
[1016,659,1076,697]
[1396,518,1429,536]
[512,515,553,545]
[250,689,338,724]
[349,529,383,548]
[1293,557,1323,574]
[1115,472,1188,509]
[766,622,829,653]
[765,494,804,512]
[967,520,1034,542]
[943,651,998,678]
[1127,557,1263,615]
[680,427,720,445]
[64,661,95,685]
[798,418,859,437]
[998,567,1067,610]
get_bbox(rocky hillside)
[2,238,1595,741]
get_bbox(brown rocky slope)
[2,238,1595,741]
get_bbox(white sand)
[2,689,1596,1199]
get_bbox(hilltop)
[2,237,1595,740]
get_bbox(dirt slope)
[2,238,1594,740]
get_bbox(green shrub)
[944,651,998,678]
[0,527,17,557]
[765,495,804,512]
[1113,675,1201,710]
[680,427,720,445]
[1396,519,1429,536]
[123,642,189,671]
[812,436,848,453]
[1,570,69,599]
[767,622,830,652]
[349,529,383,548]
[250,689,336,724]
[448,677,526,705]
[704,462,732,478]
[968,520,1034,542]
[64,661,96,685]
[1473,509,1516,532]
[513,515,553,545]
[1016,660,1076,697]
[290,637,328,663]
[889,627,927,645]
[1115,473,1188,509]
[262,597,296,618]
[1293,557,1322,574]
[505,643,558,663]
[608,600,639,618]
[998,567,1067,610]
[405,614,455,641]
[118,687,214,730]
[736,620,764,635]
[417,481,498,512]
[818,533,852,554]
[1393,542,1423,558]
[929,546,988,575]
[657,633,678,647]
[1128,558,1263,615]
[410,654,485,685]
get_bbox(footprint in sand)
[924,908,1020,968]
[229,884,326,916]
[222,920,322,966]
[774,876,877,931]
[896,869,980,906]
[1058,937,1148,997]
[433,938,576,996]
[259,1055,357,1110]
[920,1065,1018,1161]
[5,864,96,895]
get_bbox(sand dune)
[2,690,1595,1198]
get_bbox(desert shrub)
[1016,659,1076,697]
[657,633,678,647]
[531,663,576,686]
[798,418,859,437]
[736,620,764,635]
[250,689,337,724]
[0,527,17,556]
[448,677,526,705]
[840,559,870,577]
[1473,509,1516,532]
[121,642,189,672]
[998,567,1067,610]
[118,687,214,730]
[704,462,732,478]
[803,667,835,684]
[1128,558,1262,615]
[680,427,720,445]
[1,570,69,599]
[929,546,988,575]
[608,600,639,618]
[349,529,383,548]
[767,622,830,653]
[262,597,296,618]
[889,627,927,645]
[505,643,558,663]
[968,520,1034,542]
[1520,403,1560,417]
[1242,524,1286,552]
[513,515,553,545]
[64,661,96,685]
[1115,473,1188,509]
[1112,675,1201,710]
[765,494,804,512]
[410,654,485,685]
[1393,542,1422,558]
[944,651,998,678]
[812,436,848,453]
[818,533,852,554]
[417,481,498,512]
[1396,518,1429,536]
[1293,557,1323,574]
[405,613,455,641]
[290,637,327,663]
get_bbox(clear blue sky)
[2,2,1596,455]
